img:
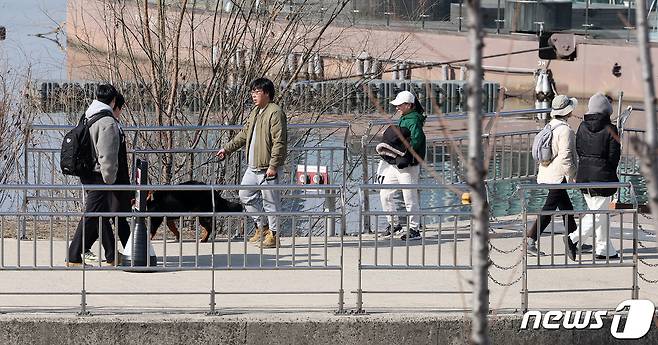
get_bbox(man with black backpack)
[65,84,127,266]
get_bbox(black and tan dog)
[146,181,243,242]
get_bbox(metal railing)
[21,122,351,238]
[518,182,640,312]
[0,183,346,314]
[619,128,645,178]
[361,108,550,187]
[354,183,472,312]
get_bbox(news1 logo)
[520,300,656,339]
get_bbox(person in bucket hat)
[526,94,579,256]
[550,95,578,118]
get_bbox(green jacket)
[224,102,288,170]
[398,110,426,162]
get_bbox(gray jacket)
[84,100,120,184]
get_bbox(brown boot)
[248,225,269,243]
[258,231,280,249]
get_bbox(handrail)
[516,182,632,191]
[358,183,469,190]
[368,108,551,126]
[2,184,342,191]
[29,122,351,131]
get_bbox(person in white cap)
[526,94,579,256]
[378,90,426,241]
[564,93,620,261]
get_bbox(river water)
[0,0,67,79]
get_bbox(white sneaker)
[83,251,99,265]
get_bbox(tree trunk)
[465,0,490,344]
[634,0,658,224]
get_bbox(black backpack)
[60,110,114,177]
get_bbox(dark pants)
[68,188,117,263]
[110,190,132,248]
[527,180,577,241]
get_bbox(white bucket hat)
[550,95,578,117]
[390,91,416,106]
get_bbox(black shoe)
[596,254,620,260]
[563,236,577,261]
[231,233,244,241]
[382,224,402,239]
[400,228,421,241]
[526,243,546,257]
[579,244,593,253]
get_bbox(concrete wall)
[1,314,657,345]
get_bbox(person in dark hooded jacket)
[564,93,621,260]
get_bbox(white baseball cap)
[390,91,416,106]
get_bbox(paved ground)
[0,215,655,316]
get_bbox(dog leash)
[169,156,224,182]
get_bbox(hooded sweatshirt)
[84,100,120,184]
[575,94,620,197]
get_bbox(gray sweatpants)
[239,168,282,232]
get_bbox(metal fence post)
[632,211,639,299]
[521,189,529,312]
[356,187,365,313]
[361,134,371,233]
[20,124,31,240]
[208,185,220,316]
[79,288,90,316]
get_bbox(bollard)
[121,159,157,269]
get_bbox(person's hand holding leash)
[216,148,226,161]
[266,167,277,180]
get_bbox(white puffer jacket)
[536,118,578,184]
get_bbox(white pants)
[239,168,282,232]
[378,161,421,229]
[569,194,618,256]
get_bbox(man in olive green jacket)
[216,78,287,248]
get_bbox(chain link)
[489,238,524,255]
[488,270,523,287]
[639,257,658,267]
[489,255,523,271]
[638,272,658,284]
[488,213,524,254]
[637,223,655,237]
